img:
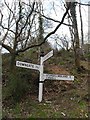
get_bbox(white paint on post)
[16,61,40,71]
[38,57,44,102]
[42,50,53,62]
[16,50,74,102]
[39,83,43,102]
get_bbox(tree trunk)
[74,39,80,69]
[10,52,16,71]
[69,2,81,70]
[79,1,84,46]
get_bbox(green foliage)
[79,101,86,109]
[17,49,37,61]
[59,61,65,65]
[84,53,90,60]
[7,69,29,102]
[13,103,22,118]
[3,66,39,103]
[2,52,39,103]
[2,49,89,118]
[2,53,11,69]
[48,58,55,64]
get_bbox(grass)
[13,103,21,118]
[79,101,87,109]
[3,87,88,118]
[59,61,65,65]
[2,50,89,119]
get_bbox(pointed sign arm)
[16,61,40,71]
[42,50,53,62]
[43,73,74,81]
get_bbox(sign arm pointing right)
[42,50,53,62]
[16,50,74,102]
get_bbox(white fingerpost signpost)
[16,50,74,102]
[38,56,44,102]
[16,61,40,71]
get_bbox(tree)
[53,34,70,51]
[37,1,44,60]
[66,1,81,70]
[79,0,84,46]
[1,0,71,70]
[1,0,36,69]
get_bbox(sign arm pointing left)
[16,61,40,71]
[16,50,74,102]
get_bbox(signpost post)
[38,50,54,102]
[38,56,44,102]
[16,50,74,102]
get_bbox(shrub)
[8,69,29,102]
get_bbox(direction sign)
[43,73,74,81]
[16,50,74,102]
[16,61,40,71]
[42,50,53,62]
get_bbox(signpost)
[43,74,74,81]
[16,50,74,102]
[16,61,40,71]
[42,50,53,62]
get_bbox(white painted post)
[16,50,74,102]
[38,57,44,102]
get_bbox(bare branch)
[22,1,72,27]
[17,2,35,38]
[2,31,8,42]
[16,3,71,53]
[44,3,71,41]
[0,10,3,25]
[4,0,14,14]
[42,14,72,27]
[0,25,15,34]
[75,2,90,6]
[1,43,13,53]
[52,2,57,16]
[55,39,63,49]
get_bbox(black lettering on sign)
[19,62,21,65]
[29,64,31,67]
[22,63,25,66]
[17,62,20,66]
[18,62,20,65]
[31,65,34,68]
[24,63,27,67]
